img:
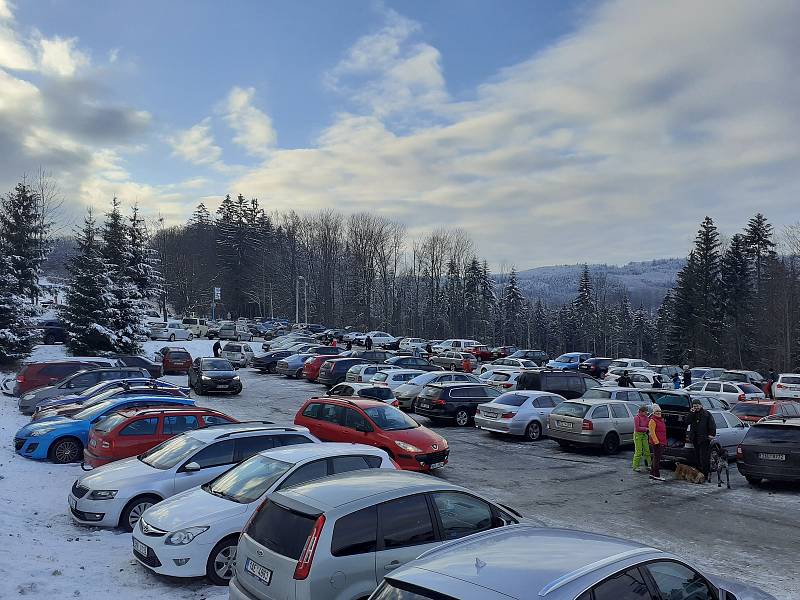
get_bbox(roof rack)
[201,419,274,429]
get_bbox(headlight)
[165,526,209,546]
[394,440,422,453]
[233,375,240,381]
[439,438,448,449]
[29,428,54,437]
[201,375,211,381]
[88,489,118,500]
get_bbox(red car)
[731,400,800,425]
[469,345,493,361]
[83,406,238,467]
[156,346,193,374]
[294,396,449,472]
[303,355,329,382]
[11,358,120,396]
[491,346,518,359]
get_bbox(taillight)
[294,514,325,580]
[16,375,24,383]
[776,384,786,389]
[391,400,399,407]
[501,383,513,388]
[500,412,515,419]
[581,419,593,431]
[736,445,743,460]
[738,393,746,402]
[434,399,446,406]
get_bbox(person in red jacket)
[648,404,667,481]
[461,356,472,373]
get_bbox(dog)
[673,462,706,484]
[711,447,731,489]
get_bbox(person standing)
[461,355,472,373]
[365,335,373,350]
[617,370,634,388]
[648,404,667,481]
[331,337,337,348]
[412,344,421,358]
[213,340,221,358]
[425,342,433,355]
[672,372,681,389]
[682,365,692,388]
[346,340,353,351]
[632,405,651,473]
[688,398,716,481]
[766,368,778,399]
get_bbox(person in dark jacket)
[688,398,716,480]
[365,336,373,350]
[425,343,433,355]
[212,340,222,358]
[617,370,634,388]
[766,368,778,399]
[682,365,692,388]
[346,340,353,351]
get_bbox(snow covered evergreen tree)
[502,268,525,345]
[572,264,596,352]
[0,251,38,363]
[62,211,117,355]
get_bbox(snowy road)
[1,340,798,599]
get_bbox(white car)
[220,342,255,367]
[370,368,425,390]
[478,357,538,374]
[354,331,395,346]
[181,317,208,337]
[150,321,193,341]
[603,367,654,383]
[68,424,319,531]
[687,380,766,406]
[481,369,524,391]
[398,337,428,353]
[606,358,651,371]
[219,323,252,341]
[326,381,398,404]
[131,444,395,585]
[345,363,401,383]
[431,338,481,354]
[774,373,800,400]
[342,330,363,342]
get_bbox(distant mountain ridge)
[507,259,684,310]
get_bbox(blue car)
[546,352,593,371]
[32,378,190,416]
[14,394,196,464]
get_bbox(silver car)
[228,470,522,600]
[664,409,750,465]
[547,399,635,454]
[394,371,480,410]
[475,391,564,441]
[370,524,775,600]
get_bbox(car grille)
[71,481,89,498]
[140,518,168,537]
[14,438,24,451]
[417,450,449,465]
[133,545,162,568]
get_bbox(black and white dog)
[710,447,731,488]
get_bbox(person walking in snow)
[648,404,667,481]
[365,335,373,350]
[682,365,692,388]
[672,372,681,389]
[213,340,221,358]
[632,404,651,473]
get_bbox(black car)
[188,357,242,395]
[317,357,369,386]
[384,355,444,372]
[39,320,67,345]
[414,382,501,426]
[508,349,548,364]
[112,354,163,378]
[578,357,613,379]
[515,369,601,399]
[304,323,327,334]
[251,350,294,373]
[349,349,395,363]
[737,419,800,485]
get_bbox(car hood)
[708,575,776,600]
[27,385,63,401]
[389,426,447,452]
[204,369,237,377]
[142,486,249,530]
[17,416,74,436]
[395,383,422,396]
[77,456,161,491]
[36,393,83,408]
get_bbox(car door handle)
[384,561,401,571]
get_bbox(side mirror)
[183,462,201,472]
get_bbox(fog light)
[173,558,191,566]
[25,443,38,453]
[85,512,104,521]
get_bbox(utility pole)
[269,282,273,320]
[303,276,308,325]
[295,276,300,324]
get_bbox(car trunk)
[548,402,590,433]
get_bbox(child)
[632,405,651,472]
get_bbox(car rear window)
[745,425,800,444]
[738,383,763,394]
[489,372,511,382]
[582,389,612,399]
[246,500,318,560]
[551,402,590,418]
[779,376,800,385]
[169,351,190,361]
[359,387,393,401]
[225,345,242,352]
[493,393,527,407]
[732,403,772,418]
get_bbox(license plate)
[485,412,499,419]
[557,421,573,429]
[245,558,272,585]
[133,538,149,556]
[216,384,229,389]
[418,402,430,409]
[759,453,786,461]
[430,461,445,469]
[68,496,76,509]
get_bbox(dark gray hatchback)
[737,418,800,485]
[414,383,501,426]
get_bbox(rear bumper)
[229,575,258,600]
[83,448,114,468]
[317,374,343,386]
[737,462,800,481]
[414,406,453,420]
[395,394,416,409]
[547,428,602,446]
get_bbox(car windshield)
[92,412,129,433]
[555,355,577,363]
[408,372,439,386]
[202,359,233,370]
[224,345,242,352]
[493,393,528,407]
[204,455,293,503]
[582,388,612,399]
[520,360,536,368]
[732,403,772,418]
[364,405,419,430]
[720,372,747,382]
[139,435,206,469]
[372,372,388,382]
[489,372,511,382]
[551,402,590,418]
[745,425,800,444]
[359,387,393,401]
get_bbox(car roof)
[381,369,425,376]
[388,525,660,600]
[309,396,387,409]
[565,398,628,405]
[109,406,228,418]
[752,418,800,428]
[587,386,634,393]
[185,422,311,443]
[275,469,464,511]
[259,442,387,463]
[161,346,188,351]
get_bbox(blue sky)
[1,0,798,267]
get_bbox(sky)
[1,0,799,268]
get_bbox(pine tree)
[720,234,754,367]
[62,211,117,355]
[502,268,525,345]
[744,213,776,295]
[128,205,163,302]
[572,264,596,352]
[532,299,549,354]
[0,251,38,363]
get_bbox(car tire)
[44,333,55,345]
[454,409,470,427]
[602,432,621,455]
[50,437,83,464]
[231,385,242,395]
[206,535,239,585]
[188,333,194,341]
[267,363,276,374]
[195,382,205,395]
[169,334,175,341]
[120,495,160,532]
[525,421,542,441]
[556,439,572,450]
[295,368,303,379]
[745,475,762,486]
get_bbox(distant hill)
[507,259,684,310]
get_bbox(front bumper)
[395,394,416,409]
[397,449,449,472]
[1,376,15,396]
[68,492,126,528]
[276,364,300,376]
[14,435,52,459]
[199,378,240,391]
[83,447,114,468]
[131,528,211,578]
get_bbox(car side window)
[343,408,372,431]
[592,405,610,419]
[234,436,278,461]
[722,384,738,394]
[330,455,371,474]
[189,440,235,469]
[278,459,328,489]
[163,415,200,435]
[119,418,158,436]
[431,492,494,541]
[320,403,346,425]
[711,413,727,429]
[202,415,234,426]
[645,561,715,600]
[331,506,377,557]
[611,404,630,418]
[275,434,314,446]
[70,372,100,387]
[705,382,721,392]
[590,566,654,600]
[687,383,704,391]
[538,396,557,408]
[378,494,436,550]
[302,403,322,419]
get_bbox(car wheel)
[196,382,205,395]
[206,536,239,585]
[120,495,160,532]
[745,475,763,486]
[454,409,470,427]
[188,333,194,341]
[602,432,621,455]
[169,334,175,341]
[295,368,303,378]
[231,385,242,395]
[44,334,55,345]
[525,421,542,441]
[267,363,276,374]
[50,437,82,464]
[556,439,572,450]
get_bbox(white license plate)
[216,384,229,389]
[245,558,272,585]
[418,402,430,409]
[759,453,786,461]
[557,421,574,429]
[133,538,149,556]
[430,461,446,469]
[68,496,76,509]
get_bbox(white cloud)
[0,0,34,70]
[222,86,275,158]
[167,118,224,167]
[108,47,119,63]
[37,35,89,77]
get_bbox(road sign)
[214,287,221,300]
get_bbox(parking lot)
[1,340,798,599]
